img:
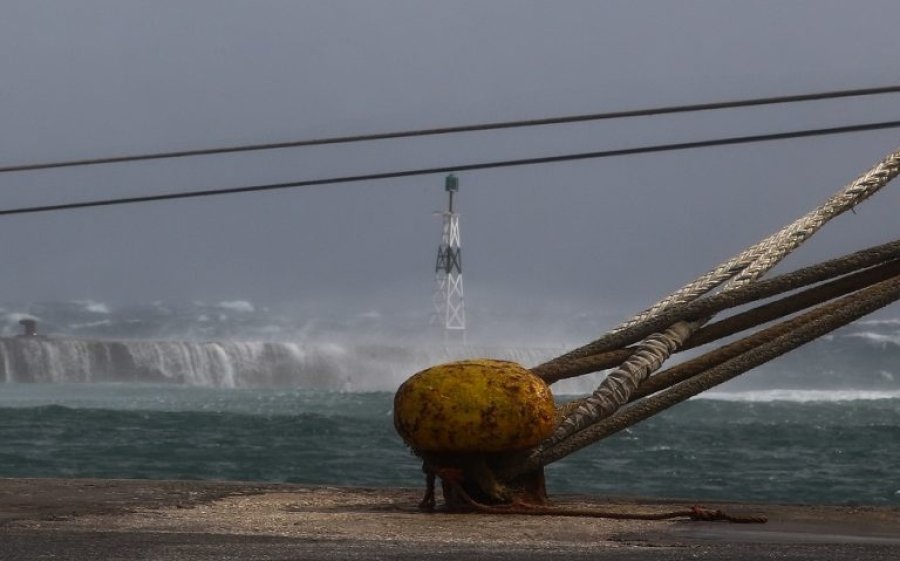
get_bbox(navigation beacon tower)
[432,174,466,339]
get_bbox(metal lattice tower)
[431,174,466,337]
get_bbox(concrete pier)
[1,478,899,560]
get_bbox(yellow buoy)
[393,359,556,454]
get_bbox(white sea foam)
[75,300,110,314]
[856,318,900,327]
[217,300,255,313]
[69,319,113,330]
[843,331,900,346]
[0,339,572,390]
[697,389,900,403]
[357,310,381,319]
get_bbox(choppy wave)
[844,331,900,346]
[698,389,900,402]
[857,318,900,327]
[2,385,899,505]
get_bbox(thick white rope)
[537,148,900,455]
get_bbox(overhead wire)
[0,119,897,217]
[1,84,899,174]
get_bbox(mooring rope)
[629,263,900,402]
[517,272,900,473]
[682,258,900,351]
[533,239,900,383]
[539,321,695,450]
[536,255,900,385]
[436,471,767,523]
[540,148,900,367]
[535,148,900,454]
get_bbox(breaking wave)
[698,389,900,403]
[0,299,897,394]
[0,337,588,392]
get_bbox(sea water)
[0,301,898,506]
[1,383,898,506]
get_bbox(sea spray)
[0,337,587,391]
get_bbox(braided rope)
[682,259,900,352]
[533,239,900,383]
[541,148,900,366]
[628,262,900,403]
[538,256,900,386]
[534,148,900,457]
[516,273,900,473]
[539,321,694,450]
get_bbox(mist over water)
[1,299,898,394]
[0,298,599,392]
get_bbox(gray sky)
[0,1,898,330]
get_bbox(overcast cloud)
[0,1,898,334]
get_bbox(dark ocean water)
[1,302,898,505]
[1,384,898,506]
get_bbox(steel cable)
[3,85,899,174]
